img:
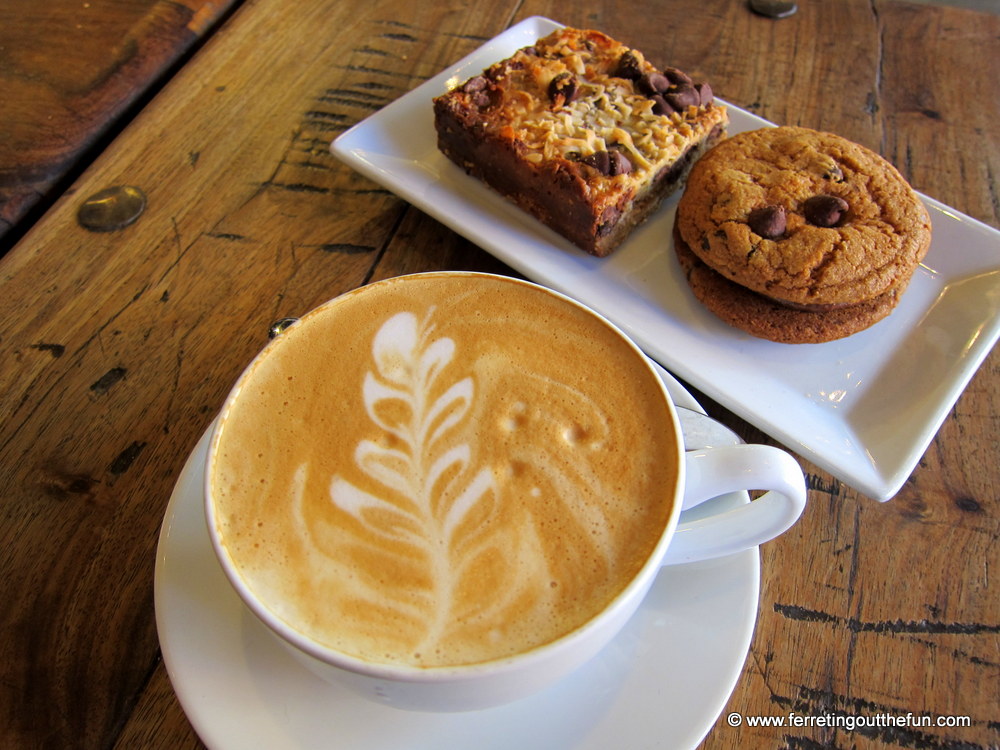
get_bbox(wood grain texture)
[0,0,239,250]
[0,0,997,748]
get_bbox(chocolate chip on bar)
[583,149,633,176]
[650,94,676,116]
[582,150,612,174]
[663,67,693,86]
[611,55,712,116]
[548,72,579,107]
[639,72,670,95]
[695,82,714,106]
[614,50,643,81]
[462,76,493,109]
[609,150,633,175]
[666,83,701,111]
[803,194,849,227]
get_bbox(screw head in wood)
[749,0,798,18]
[268,318,300,339]
[77,186,147,232]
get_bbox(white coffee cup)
[204,272,805,712]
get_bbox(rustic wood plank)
[113,662,205,749]
[0,0,240,251]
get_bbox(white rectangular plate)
[332,16,1000,501]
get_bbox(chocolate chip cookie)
[674,126,932,343]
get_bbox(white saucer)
[331,16,1000,501]
[155,371,759,750]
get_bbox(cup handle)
[660,444,807,566]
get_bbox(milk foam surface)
[210,274,678,668]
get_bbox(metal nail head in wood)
[77,186,147,232]
[749,0,798,18]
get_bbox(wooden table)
[2,1,997,748]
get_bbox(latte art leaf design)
[333,311,490,528]
[319,310,560,659]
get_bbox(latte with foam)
[209,273,679,668]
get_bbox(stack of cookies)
[674,126,932,343]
